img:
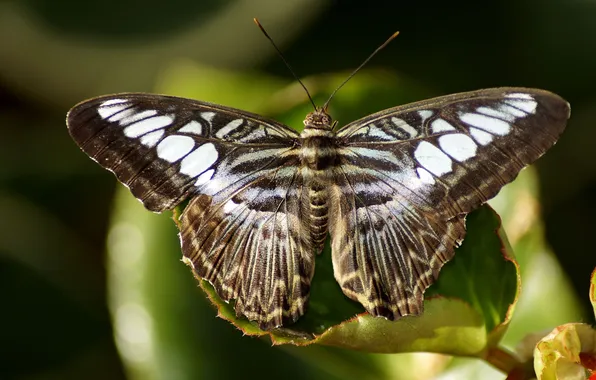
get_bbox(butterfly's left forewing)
[67,94,314,328]
[331,87,569,319]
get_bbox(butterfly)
[66,86,569,329]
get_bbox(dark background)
[1,0,595,379]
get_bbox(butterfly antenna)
[322,31,400,111]
[254,18,317,111]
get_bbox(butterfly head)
[304,109,333,130]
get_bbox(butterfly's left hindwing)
[331,88,569,320]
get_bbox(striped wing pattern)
[330,88,569,318]
[67,88,570,329]
[67,94,299,212]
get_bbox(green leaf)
[426,206,519,348]
[495,168,585,348]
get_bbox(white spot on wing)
[179,120,203,135]
[438,133,478,162]
[498,104,527,118]
[180,143,218,177]
[215,119,243,139]
[97,99,129,119]
[460,112,511,135]
[418,110,433,121]
[100,99,127,106]
[476,106,515,122]
[201,112,215,123]
[222,199,239,213]
[195,169,214,186]
[124,115,174,138]
[108,108,136,123]
[391,118,418,138]
[504,99,537,114]
[119,110,158,126]
[505,93,534,100]
[157,135,195,162]
[97,98,133,121]
[470,127,494,145]
[139,129,164,147]
[98,105,125,119]
[416,167,435,184]
[431,119,456,133]
[414,141,452,176]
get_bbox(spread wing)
[330,87,570,319]
[67,94,313,328]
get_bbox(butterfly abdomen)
[300,121,337,253]
[304,178,330,253]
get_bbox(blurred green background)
[1,0,595,379]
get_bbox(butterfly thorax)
[299,110,337,171]
[299,110,337,253]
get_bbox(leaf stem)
[485,346,523,375]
